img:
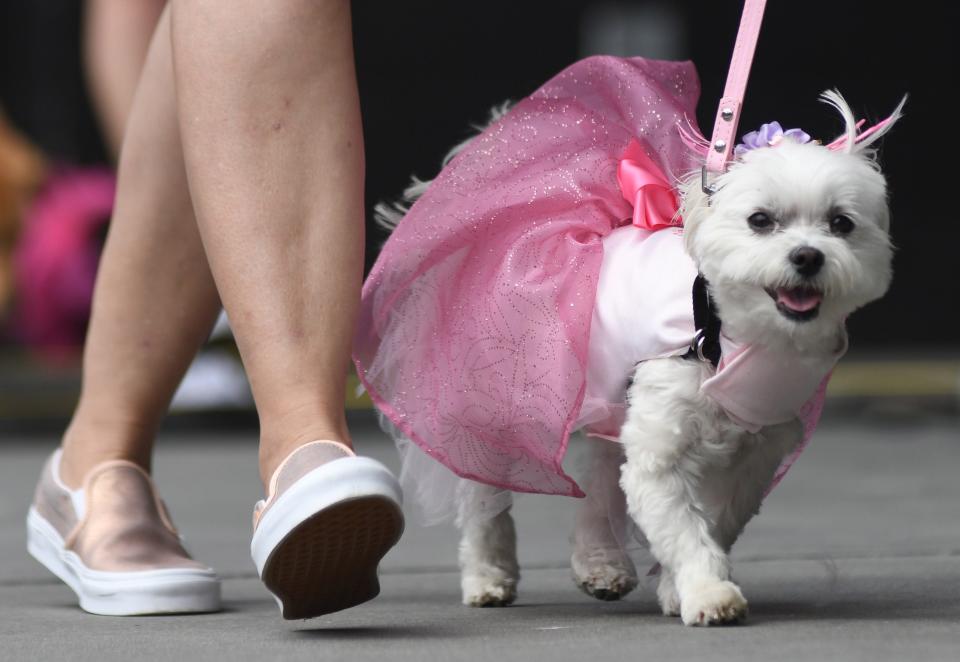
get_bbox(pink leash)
[704,0,768,174]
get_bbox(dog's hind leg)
[457,481,519,607]
[570,440,638,601]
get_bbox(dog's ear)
[821,90,906,158]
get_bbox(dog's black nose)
[789,246,825,277]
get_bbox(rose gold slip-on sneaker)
[251,440,404,619]
[26,450,221,616]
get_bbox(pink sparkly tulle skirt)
[353,56,825,522]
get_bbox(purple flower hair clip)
[734,121,812,157]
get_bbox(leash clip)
[701,166,717,198]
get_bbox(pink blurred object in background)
[12,166,115,358]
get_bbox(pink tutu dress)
[354,56,831,516]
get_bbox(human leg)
[169,0,364,487]
[60,6,221,489]
[169,0,404,618]
[83,0,168,158]
[30,12,223,611]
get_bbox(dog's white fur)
[380,93,899,625]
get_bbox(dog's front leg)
[619,358,747,626]
[647,421,800,621]
[713,420,804,553]
[457,481,519,607]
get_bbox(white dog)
[376,91,901,626]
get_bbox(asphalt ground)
[1,412,958,661]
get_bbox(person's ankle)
[258,425,352,491]
[59,421,155,490]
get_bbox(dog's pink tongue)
[776,287,822,312]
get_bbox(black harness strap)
[683,274,722,369]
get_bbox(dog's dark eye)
[829,215,855,235]
[747,212,774,233]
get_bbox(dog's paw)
[680,580,748,626]
[657,572,681,616]
[571,551,638,601]
[461,568,518,607]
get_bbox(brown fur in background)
[0,110,46,319]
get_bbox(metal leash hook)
[701,165,717,198]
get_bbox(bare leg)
[84,0,167,158]
[60,7,220,488]
[41,1,399,619]
[170,0,363,486]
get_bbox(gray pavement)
[1,413,959,661]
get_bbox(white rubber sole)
[27,508,221,616]
[251,456,404,619]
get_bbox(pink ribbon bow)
[617,139,681,231]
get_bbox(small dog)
[374,88,901,626]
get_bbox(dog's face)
[682,139,893,349]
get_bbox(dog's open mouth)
[766,286,823,322]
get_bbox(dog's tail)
[373,102,513,232]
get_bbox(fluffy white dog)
[377,91,901,626]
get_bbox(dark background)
[1,0,955,349]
